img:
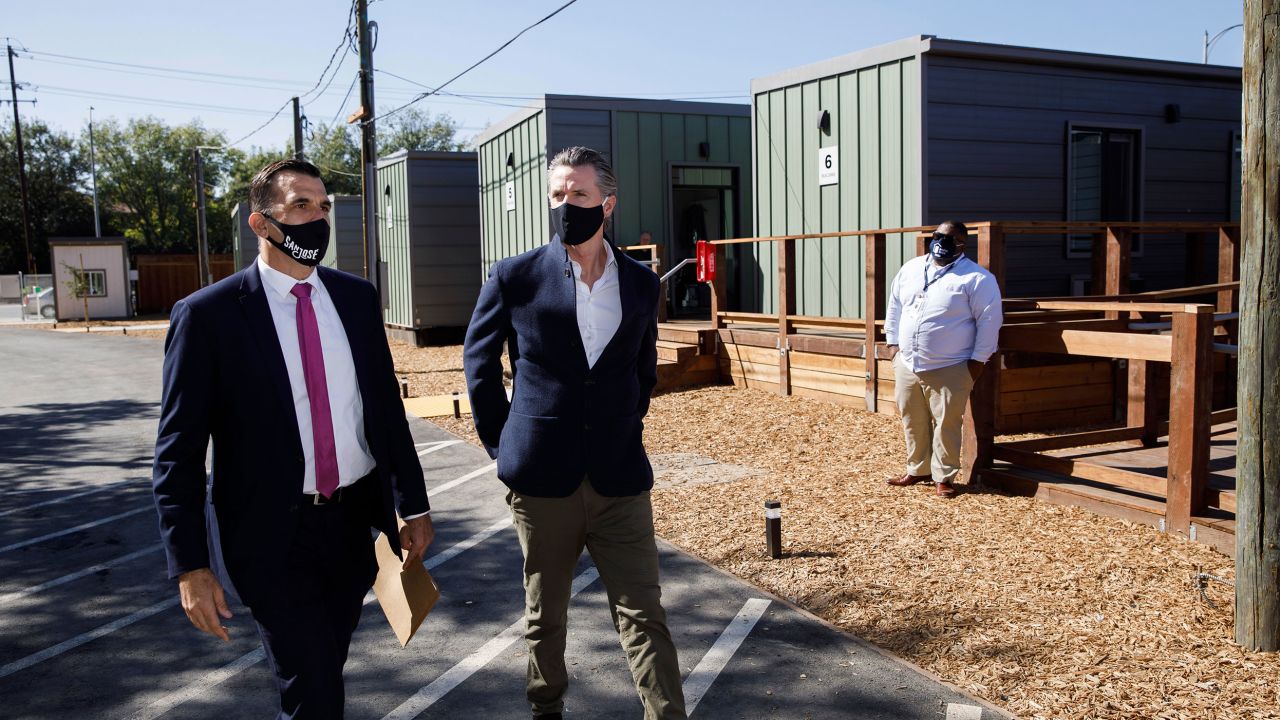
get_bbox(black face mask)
[550,199,606,247]
[263,215,330,267]
[929,232,960,264]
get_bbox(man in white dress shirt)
[463,147,686,720]
[883,220,1003,498]
[152,159,433,718]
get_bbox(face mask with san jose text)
[263,215,330,267]
[550,199,606,246]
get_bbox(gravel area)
[395,343,1278,720]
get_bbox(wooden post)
[1236,0,1280,652]
[1104,226,1131,319]
[1126,359,1161,446]
[1218,226,1241,337]
[777,237,796,395]
[653,242,668,324]
[1089,232,1107,295]
[1166,307,1213,538]
[864,233,886,412]
[707,244,726,340]
[974,223,1006,293]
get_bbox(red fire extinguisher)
[696,240,716,283]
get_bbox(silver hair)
[547,146,618,198]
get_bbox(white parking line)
[382,567,601,720]
[430,462,496,496]
[945,703,985,720]
[0,596,181,679]
[0,481,134,518]
[0,506,152,554]
[683,598,771,716]
[123,516,514,720]
[0,544,163,604]
[416,440,462,457]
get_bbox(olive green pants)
[893,354,976,483]
[508,480,687,720]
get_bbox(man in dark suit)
[464,146,687,720]
[152,159,434,719]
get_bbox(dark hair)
[938,219,969,239]
[547,146,617,197]
[248,159,322,213]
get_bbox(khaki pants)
[508,480,687,720]
[893,354,976,483]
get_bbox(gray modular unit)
[376,150,481,330]
[476,95,753,316]
[230,202,257,270]
[322,194,365,275]
[750,35,1242,315]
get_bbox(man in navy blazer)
[464,146,687,720]
[152,159,433,719]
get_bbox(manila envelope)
[372,530,440,647]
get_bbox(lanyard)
[922,257,959,293]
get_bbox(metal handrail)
[660,257,695,284]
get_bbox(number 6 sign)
[818,146,839,186]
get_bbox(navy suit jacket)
[463,238,659,498]
[151,263,428,607]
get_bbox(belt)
[303,486,347,506]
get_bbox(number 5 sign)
[818,146,839,186]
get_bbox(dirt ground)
[391,341,1279,720]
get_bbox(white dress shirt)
[256,257,377,493]
[567,242,623,368]
[884,255,1003,373]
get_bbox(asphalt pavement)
[0,326,1008,720]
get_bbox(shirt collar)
[256,256,319,302]
[567,242,617,271]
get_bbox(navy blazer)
[151,263,428,607]
[463,238,659,498]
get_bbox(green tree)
[0,118,95,273]
[304,122,361,195]
[379,108,468,154]
[91,116,232,255]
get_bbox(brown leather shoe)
[886,473,932,487]
[935,481,957,498]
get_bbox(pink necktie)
[290,283,340,498]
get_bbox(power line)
[33,84,275,116]
[327,74,360,127]
[368,0,580,124]
[24,48,304,85]
[375,68,528,108]
[226,97,293,147]
[298,0,358,103]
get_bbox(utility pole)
[89,106,101,238]
[192,148,211,288]
[1236,0,1279,652]
[353,0,381,297]
[292,96,304,160]
[7,41,35,275]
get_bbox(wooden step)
[656,340,696,363]
[656,324,707,346]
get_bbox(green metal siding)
[479,110,547,276]
[378,157,413,327]
[751,56,921,317]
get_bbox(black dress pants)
[248,493,378,720]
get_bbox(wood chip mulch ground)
[391,341,1280,720]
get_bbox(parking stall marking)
[0,481,136,519]
[0,596,181,679]
[381,566,601,720]
[430,462,496,496]
[683,598,771,716]
[416,440,462,457]
[0,506,153,555]
[124,516,514,720]
[0,544,164,604]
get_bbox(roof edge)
[926,38,1241,82]
[750,35,933,96]
[473,99,547,148]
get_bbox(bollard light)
[764,500,782,559]
[399,377,409,399]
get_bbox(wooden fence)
[135,254,234,315]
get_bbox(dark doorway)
[668,166,739,319]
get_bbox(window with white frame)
[79,270,107,297]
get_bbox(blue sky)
[4,0,1246,149]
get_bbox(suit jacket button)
[584,424,592,431]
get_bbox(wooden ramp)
[983,422,1238,554]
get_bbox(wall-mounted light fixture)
[817,109,831,135]
[1164,103,1182,124]
[698,141,710,159]
[506,152,515,169]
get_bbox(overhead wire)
[367,0,580,124]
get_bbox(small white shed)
[49,237,133,320]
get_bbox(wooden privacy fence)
[135,254,234,315]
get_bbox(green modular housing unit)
[750,35,1241,317]
[230,202,256,270]
[376,150,482,331]
[321,194,364,275]
[476,95,754,317]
